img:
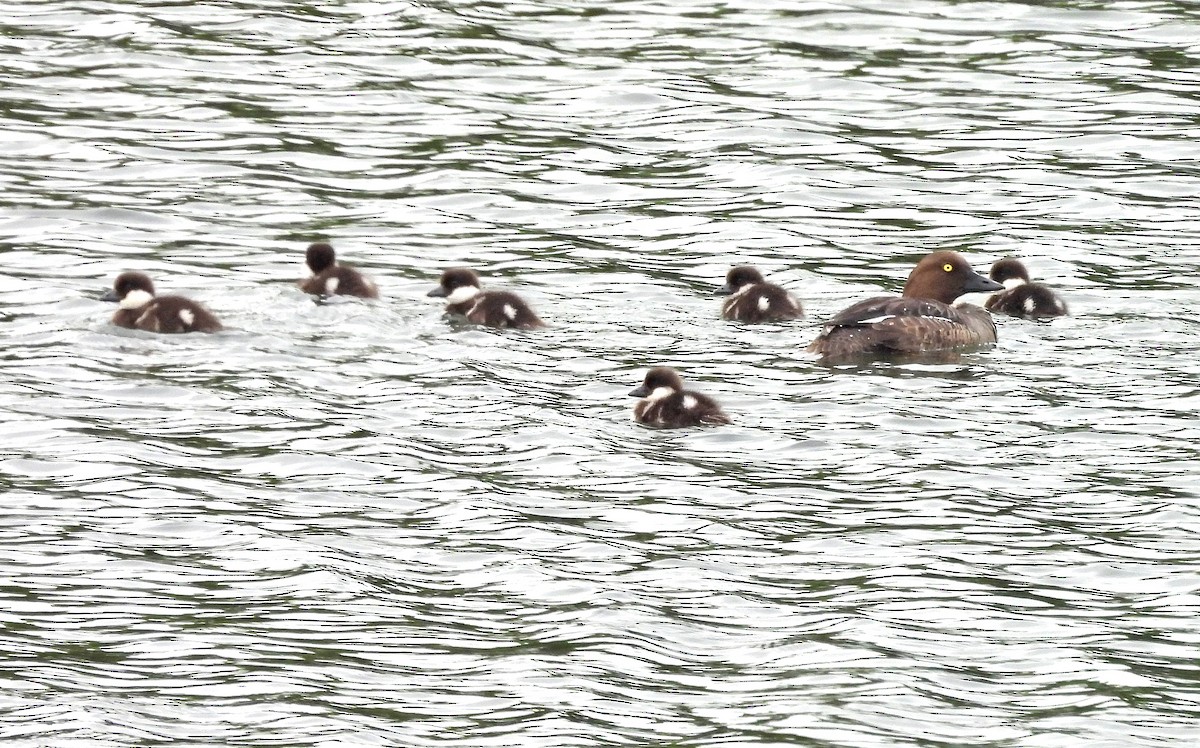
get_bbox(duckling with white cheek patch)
[101,271,223,334]
[984,257,1068,319]
[427,268,545,329]
[718,265,803,323]
[299,242,378,299]
[629,367,730,428]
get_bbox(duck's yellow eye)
[942,263,953,272]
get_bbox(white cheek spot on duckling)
[446,285,480,305]
[1024,297,1037,314]
[1003,277,1026,289]
[324,277,340,295]
[682,395,698,410]
[647,386,674,403]
[179,309,195,327]
[503,304,517,321]
[119,289,154,310]
[757,296,770,312]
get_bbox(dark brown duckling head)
[718,266,767,295]
[306,242,337,274]
[101,271,156,302]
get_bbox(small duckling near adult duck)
[984,257,1068,319]
[718,265,804,323]
[629,367,730,428]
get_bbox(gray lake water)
[2,1,1199,746]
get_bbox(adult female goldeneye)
[101,271,223,333]
[427,268,545,329]
[984,257,1068,319]
[299,242,378,299]
[718,265,804,323]
[629,367,730,428]
[807,251,1003,361]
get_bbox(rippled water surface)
[3,1,1200,746]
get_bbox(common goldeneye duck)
[629,367,731,428]
[299,242,378,299]
[101,271,223,334]
[427,268,545,329]
[984,257,1068,319]
[718,265,804,323]
[807,251,1003,361]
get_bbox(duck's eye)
[942,263,954,272]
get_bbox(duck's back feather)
[808,296,995,359]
